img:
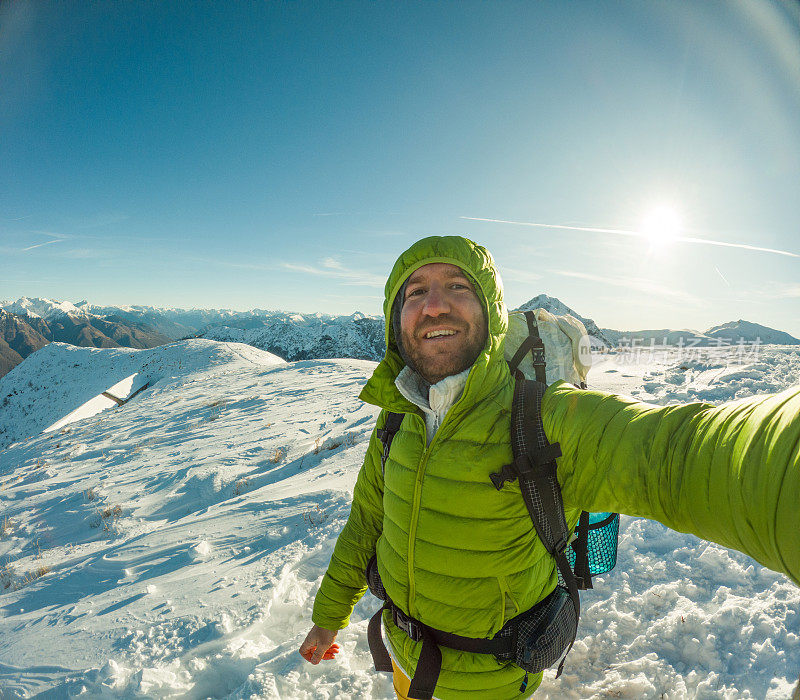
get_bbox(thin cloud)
[763,283,800,299]
[548,268,700,304]
[73,213,129,230]
[58,248,116,260]
[31,230,72,240]
[282,261,384,287]
[355,228,411,238]
[500,266,543,284]
[21,239,63,251]
[461,216,800,259]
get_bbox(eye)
[405,287,424,299]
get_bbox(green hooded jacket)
[312,236,800,699]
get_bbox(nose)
[421,284,451,317]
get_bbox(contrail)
[714,266,731,287]
[21,239,63,252]
[460,216,800,259]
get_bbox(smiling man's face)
[399,263,488,384]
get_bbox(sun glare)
[641,205,682,249]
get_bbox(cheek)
[399,306,416,336]
[464,298,486,329]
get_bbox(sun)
[641,205,682,249]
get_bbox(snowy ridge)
[4,297,87,320]
[201,312,384,363]
[705,319,800,345]
[0,340,284,451]
[515,294,613,347]
[0,341,798,697]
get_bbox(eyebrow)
[406,268,471,287]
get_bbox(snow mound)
[0,339,285,450]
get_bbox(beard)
[399,316,488,385]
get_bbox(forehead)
[405,263,471,286]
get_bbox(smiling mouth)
[423,329,459,339]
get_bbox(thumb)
[298,630,316,659]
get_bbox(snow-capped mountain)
[0,340,798,697]
[705,319,800,345]
[0,304,172,378]
[601,320,800,348]
[3,297,799,384]
[600,327,714,348]
[200,311,385,362]
[0,310,50,376]
[4,296,86,319]
[515,294,613,346]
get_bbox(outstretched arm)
[309,415,386,632]
[542,381,800,586]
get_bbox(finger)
[298,635,316,657]
[310,643,327,664]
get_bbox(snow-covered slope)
[0,340,284,451]
[0,340,798,697]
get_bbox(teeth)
[425,330,456,338]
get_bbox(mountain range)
[1,296,797,378]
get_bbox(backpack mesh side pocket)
[568,512,620,576]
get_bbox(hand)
[299,624,340,664]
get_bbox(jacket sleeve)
[311,414,386,630]
[542,380,800,586]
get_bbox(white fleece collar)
[395,366,471,445]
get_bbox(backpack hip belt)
[365,555,574,700]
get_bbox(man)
[300,235,800,698]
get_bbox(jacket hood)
[359,235,509,412]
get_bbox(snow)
[43,372,152,433]
[0,339,798,698]
[3,297,85,320]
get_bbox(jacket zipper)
[405,411,448,617]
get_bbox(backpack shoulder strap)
[507,310,547,384]
[376,411,404,474]
[490,375,580,676]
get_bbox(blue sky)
[2,1,799,335]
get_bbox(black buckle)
[515,444,563,477]
[489,463,518,490]
[392,606,424,642]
